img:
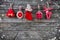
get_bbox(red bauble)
[16,11,23,19]
[36,11,43,19]
[25,11,33,20]
[46,11,52,20]
[6,8,15,18]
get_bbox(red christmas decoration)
[25,4,33,21]
[6,4,15,18]
[36,4,43,19]
[44,7,53,20]
[43,2,53,20]
[36,11,43,19]
[17,11,23,19]
[16,6,23,19]
[6,8,15,18]
[25,11,33,20]
[45,10,52,20]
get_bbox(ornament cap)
[25,4,32,11]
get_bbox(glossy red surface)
[6,8,15,18]
[46,11,52,20]
[36,11,43,19]
[25,11,33,20]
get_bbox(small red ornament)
[17,11,23,19]
[16,6,23,19]
[25,4,33,21]
[25,11,33,20]
[44,7,53,20]
[6,3,15,18]
[6,8,15,18]
[36,11,43,19]
[45,10,52,20]
[43,2,53,20]
[36,4,43,19]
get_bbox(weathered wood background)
[0,0,60,40]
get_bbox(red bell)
[16,6,23,19]
[25,4,33,21]
[36,11,43,19]
[6,3,15,18]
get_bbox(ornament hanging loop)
[38,4,40,10]
[46,1,49,8]
[19,6,22,11]
[10,3,14,9]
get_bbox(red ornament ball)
[36,11,43,19]
[16,11,23,19]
